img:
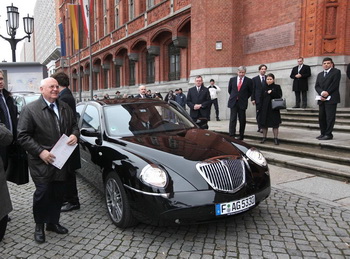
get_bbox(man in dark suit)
[135,85,150,98]
[290,57,311,108]
[315,57,341,140]
[186,75,212,125]
[251,64,267,132]
[51,71,81,212]
[17,77,79,243]
[347,63,350,79]
[228,66,253,140]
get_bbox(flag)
[79,0,91,37]
[58,23,66,56]
[68,4,80,49]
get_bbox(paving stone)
[1,175,350,259]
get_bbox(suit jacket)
[59,87,81,171]
[227,76,253,110]
[0,89,18,170]
[290,64,311,92]
[315,68,341,105]
[186,85,211,120]
[17,96,80,184]
[135,94,150,98]
[251,75,266,109]
[0,124,13,220]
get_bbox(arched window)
[168,43,180,81]
[129,60,135,86]
[146,53,155,84]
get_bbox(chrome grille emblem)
[196,159,245,193]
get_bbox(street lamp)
[0,3,34,62]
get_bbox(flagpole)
[89,3,93,100]
[78,49,82,102]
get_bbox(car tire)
[105,171,138,228]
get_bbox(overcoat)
[290,65,311,92]
[258,83,282,128]
[0,124,13,221]
[59,87,81,171]
[17,95,79,184]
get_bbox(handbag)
[6,143,29,185]
[271,98,286,110]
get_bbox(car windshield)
[104,102,196,136]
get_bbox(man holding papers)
[17,77,79,244]
[314,57,341,140]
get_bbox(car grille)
[196,159,245,193]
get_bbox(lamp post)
[0,3,34,62]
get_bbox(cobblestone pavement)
[1,175,350,259]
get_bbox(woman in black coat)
[258,73,282,145]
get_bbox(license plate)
[215,195,255,216]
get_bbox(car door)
[77,103,105,190]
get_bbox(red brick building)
[57,0,350,118]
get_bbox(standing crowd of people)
[0,57,347,243]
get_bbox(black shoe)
[236,136,244,140]
[274,138,279,145]
[46,223,68,234]
[216,118,220,121]
[318,135,333,140]
[292,105,300,108]
[7,216,11,222]
[301,105,307,108]
[34,223,45,243]
[61,202,80,212]
[260,138,266,143]
[316,135,324,139]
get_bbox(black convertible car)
[76,98,270,227]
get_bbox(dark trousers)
[0,215,8,242]
[33,181,66,224]
[318,103,337,136]
[295,91,307,107]
[209,99,220,119]
[64,171,79,205]
[229,104,246,137]
[256,104,261,130]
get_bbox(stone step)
[246,119,350,133]
[259,150,350,181]
[280,112,350,120]
[283,108,350,114]
[243,138,349,166]
[280,117,350,126]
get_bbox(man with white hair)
[17,77,79,243]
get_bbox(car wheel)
[105,171,137,228]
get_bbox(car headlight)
[246,148,267,167]
[140,164,167,188]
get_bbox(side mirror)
[81,128,100,137]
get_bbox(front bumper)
[125,183,271,225]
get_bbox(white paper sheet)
[315,95,331,101]
[50,134,77,169]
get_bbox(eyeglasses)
[47,85,59,89]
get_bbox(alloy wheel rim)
[106,178,123,223]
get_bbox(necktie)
[50,103,59,118]
[197,87,200,93]
[324,71,328,77]
[237,78,242,91]
[0,93,11,130]
[261,76,265,85]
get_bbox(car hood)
[119,128,242,162]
